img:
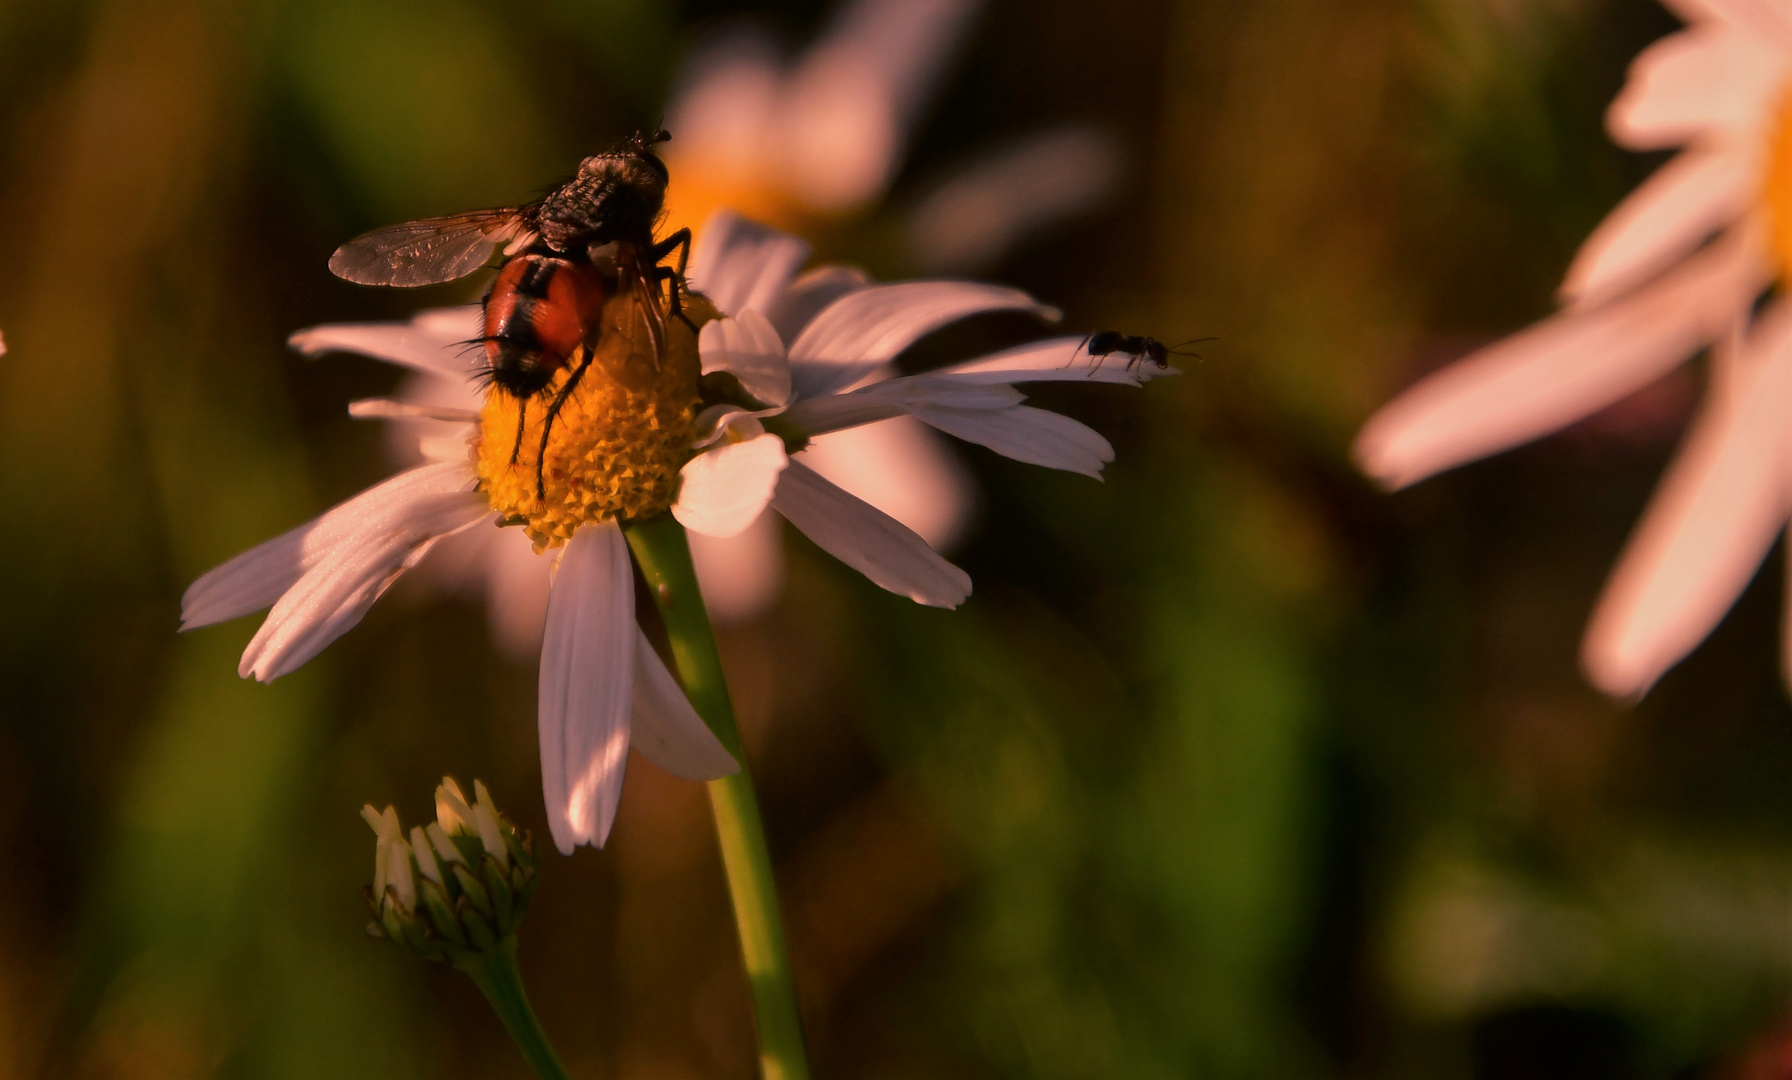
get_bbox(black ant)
[1071,331,1210,375]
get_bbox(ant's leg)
[509,396,528,465]
[534,353,595,501]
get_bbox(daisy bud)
[361,777,540,965]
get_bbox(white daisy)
[183,210,1166,854]
[654,0,1121,623]
[1354,0,1792,697]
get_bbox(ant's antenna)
[1165,336,1217,358]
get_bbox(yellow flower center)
[474,288,716,550]
[1767,87,1792,278]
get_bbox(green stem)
[625,515,811,1080]
[457,939,570,1080]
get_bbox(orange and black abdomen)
[482,254,609,398]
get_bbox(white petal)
[288,306,484,379]
[674,431,790,538]
[1607,25,1786,150]
[790,374,1111,475]
[788,281,1060,398]
[237,479,490,682]
[183,463,478,631]
[348,397,480,423]
[933,335,1177,386]
[779,393,909,435]
[629,630,739,780]
[772,459,970,608]
[688,209,811,317]
[538,521,636,853]
[800,418,976,550]
[1354,225,1768,489]
[378,371,484,468]
[907,124,1124,274]
[699,309,793,406]
[766,264,870,345]
[783,373,1023,436]
[908,403,1114,479]
[1561,144,1755,307]
[1582,308,1792,697]
[860,375,1028,411]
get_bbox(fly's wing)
[328,207,536,286]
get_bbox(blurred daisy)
[1355,0,1792,697]
[661,0,983,229]
[184,210,1165,852]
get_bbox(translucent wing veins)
[328,207,537,287]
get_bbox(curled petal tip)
[286,328,324,356]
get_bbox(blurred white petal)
[674,430,790,539]
[1608,24,1785,150]
[629,629,739,781]
[800,416,975,550]
[288,306,483,379]
[699,309,793,405]
[1583,309,1792,696]
[773,458,971,607]
[688,209,811,317]
[789,281,1058,398]
[690,510,787,625]
[182,462,477,631]
[780,0,983,210]
[1661,0,1792,44]
[908,125,1123,274]
[481,529,552,657]
[538,521,634,853]
[369,371,483,468]
[1355,226,1767,489]
[666,28,782,186]
[237,479,490,682]
[1561,144,1755,306]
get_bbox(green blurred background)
[1,0,1787,1077]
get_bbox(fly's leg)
[534,352,595,502]
[509,396,528,465]
[633,261,667,365]
[649,228,698,334]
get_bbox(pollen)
[475,289,716,549]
